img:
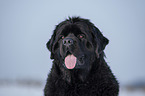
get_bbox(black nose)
[63,38,73,46]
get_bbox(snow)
[119,88,145,96]
[0,85,44,96]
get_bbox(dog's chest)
[55,81,100,96]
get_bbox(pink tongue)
[65,55,77,69]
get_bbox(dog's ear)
[46,33,56,59]
[92,26,109,58]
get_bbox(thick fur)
[44,17,119,96]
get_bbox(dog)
[44,17,119,96]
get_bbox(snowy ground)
[0,79,44,96]
[119,88,145,96]
[0,82,145,96]
[0,85,43,96]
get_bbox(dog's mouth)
[64,51,85,69]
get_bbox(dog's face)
[47,17,109,70]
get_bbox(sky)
[0,0,145,85]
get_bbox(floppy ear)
[46,33,56,59]
[92,27,109,58]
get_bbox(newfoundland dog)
[44,17,119,96]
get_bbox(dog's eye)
[78,34,85,39]
[60,35,65,39]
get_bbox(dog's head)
[47,17,109,70]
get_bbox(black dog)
[44,17,119,96]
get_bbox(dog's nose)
[63,38,73,46]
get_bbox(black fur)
[44,17,119,96]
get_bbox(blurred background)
[0,0,145,96]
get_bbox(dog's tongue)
[65,55,77,69]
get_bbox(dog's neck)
[61,68,89,83]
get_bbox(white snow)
[0,85,44,96]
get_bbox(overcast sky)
[0,0,145,85]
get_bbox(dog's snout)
[63,38,73,46]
